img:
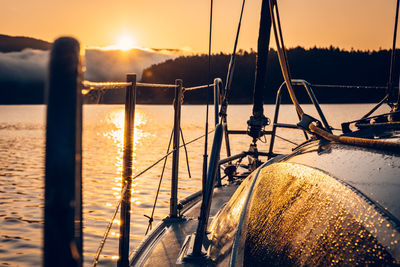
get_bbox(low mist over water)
[0,47,176,83]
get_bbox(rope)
[82,81,132,90]
[136,82,177,88]
[268,0,303,117]
[144,129,173,235]
[91,184,127,267]
[180,127,192,178]
[184,84,214,91]
[309,123,400,151]
[82,81,178,92]
[269,0,308,139]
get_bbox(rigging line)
[312,84,390,90]
[202,0,214,197]
[275,134,298,146]
[395,0,400,105]
[145,129,174,235]
[269,0,308,139]
[144,126,195,234]
[185,128,216,146]
[268,0,303,117]
[389,0,400,90]
[92,184,127,267]
[141,129,216,232]
[361,94,389,119]
[224,0,246,97]
[180,127,192,178]
[274,0,292,82]
[92,128,216,263]
[133,129,216,184]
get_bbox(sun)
[115,34,136,51]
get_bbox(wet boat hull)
[131,139,400,266]
[209,140,400,266]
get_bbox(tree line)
[135,46,398,104]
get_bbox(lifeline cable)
[144,129,173,235]
[91,129,215,266]
[145,126,192,235]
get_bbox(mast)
[248,0,272,142]
[252,0,272,117]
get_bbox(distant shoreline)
[0,34,395,105]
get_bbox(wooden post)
[44,37,83,267]
[170,79,183,218]
[117,74,136,267]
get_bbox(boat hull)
[131,139,400,266]
[209,140,400,266]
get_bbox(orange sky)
[0,0,398,53]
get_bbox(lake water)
[0,104,390,266]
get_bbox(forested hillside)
[0,35,51,52]
[139,47,396,104]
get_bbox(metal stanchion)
[118,74,136,267]
[170,79,183,218]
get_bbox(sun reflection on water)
[100,108,150,261]
[104,108,148,202]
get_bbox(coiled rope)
[268,0,400,152]
[309,123,400,151]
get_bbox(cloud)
[0,49,48,83]
[85,48,176,81]
[0,47,178,85]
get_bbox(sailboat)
[43,0,400,266]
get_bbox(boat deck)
[130,182,240,266]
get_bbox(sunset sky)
[1,0,398,53]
